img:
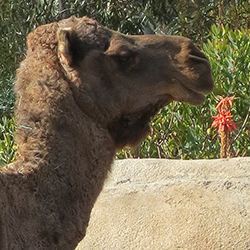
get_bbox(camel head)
[56,16,214,149]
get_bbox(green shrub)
[0,116,16,166]
[204,24,250,157]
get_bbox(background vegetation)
[1,0,250,164]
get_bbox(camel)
[0,16,213,249]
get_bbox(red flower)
[212,110,237,132]
[215,96,234,111]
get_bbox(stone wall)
[77,157,250,250]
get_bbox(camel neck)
[11,98,115,173]
[0,98,116,249]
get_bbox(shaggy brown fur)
[0,16,213,249]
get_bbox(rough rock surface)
[77,158,250,250]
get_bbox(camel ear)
[57,28,73,67]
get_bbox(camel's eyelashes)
[112,50,137,67]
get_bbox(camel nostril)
[188,54,209,63]
[188,45,208,61]
[181,39,208,62]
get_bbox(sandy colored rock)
[77,157,250,250]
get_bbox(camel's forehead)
[57,17,184,50]
[58,16,109,34]
[58,16,114,43]
[57,16,161,48]
[58,16,96,28]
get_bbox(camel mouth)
[169,76,208,105]
[187,90,206,105]
[177,53,213,104]
[180,84,207,105]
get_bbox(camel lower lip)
[188,91,205,104]
[180,86,206,105]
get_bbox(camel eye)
[118,53,130,62]
[108,51,132,66]
[117,50,135,63]
[106,46,137,71]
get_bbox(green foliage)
[0,1,43,117]
[158,0,217,44]
[204,24,250,157]
[218,1,250,30]
[0,116,16,166]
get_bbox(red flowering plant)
[212,96,237,158]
